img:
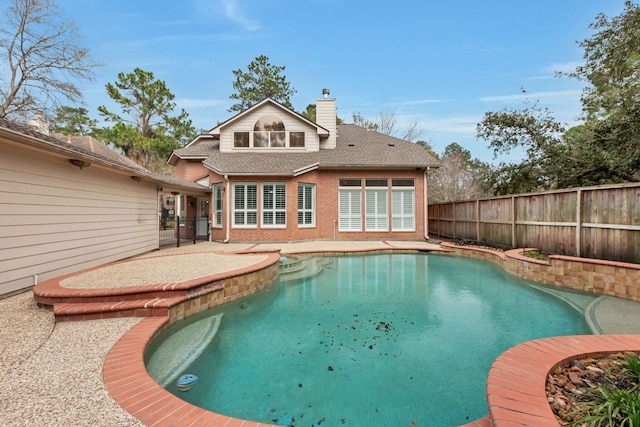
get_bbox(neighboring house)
[0,118,209,296]
[168,94,440,243]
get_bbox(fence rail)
[159,215,209,249]
[428,182,640,264]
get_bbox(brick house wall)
[206,168,427,242]
[174,160,210,182]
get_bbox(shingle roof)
[193,124,439,176]
[0,118,210,195]
[51,133,148,171]
[173,138,220,158]
[320,124,440,168]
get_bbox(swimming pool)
[146,253,593,426]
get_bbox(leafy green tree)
[415,140,439,160]
[229,55,296,113]
[559,0,640,183]
[50,106,96,135]
[301,104,317,122]
[301,103,344,124]
[0,0,98,120]
[476,98,566,194]
[97,68,195,172]
[477,3,640,195]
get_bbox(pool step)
[460,415,493,427]
[52,297,187,322]
[32,251,280,323]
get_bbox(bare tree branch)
[0,0,100,121]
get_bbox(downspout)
[224,175,231,243]
[208,184,213,242]
[424,168,429,240]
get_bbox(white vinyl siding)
[365,185,388,231]
[213,184,223,227]
[233,183,257,227]
[0,142,159,295]
[392,188,415,231]
[262,183,286,227]
[338,189,362,231]
[297,184,315,227]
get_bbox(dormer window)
[290,132,305,148]
[234,132,249,147]
[254,116,285,148]
[232,115,305,149]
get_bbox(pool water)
[149,253,593,426]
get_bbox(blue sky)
[58,0,627,163]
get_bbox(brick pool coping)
[56,242,640,426]
[105,316,280,427]
[485,334,640,426]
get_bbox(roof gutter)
[1,127,146,176]
[319,164,436,170]
[293,162,319,177]
[203,165,298,177]
[1,126,209,196]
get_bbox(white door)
[197,198,209,237]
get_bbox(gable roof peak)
[209,97,327,136]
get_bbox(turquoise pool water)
[147,253,593,426]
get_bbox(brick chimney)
[316,89,336,150]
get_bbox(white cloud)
[480,89,582,104]
[544,61,582,75]
[219,0,261,32]
[528,62,583,80]
[423,115,480,134]
[388,98,445,107]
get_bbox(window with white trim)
[392,179,415,231]
[338,179,362,231]
[213,183,223,227]
[254,116,285,148]
[233,183,257,227]
[290,132,305,148]
[297,183,315,227]
[262,183,286,227]
[234,132,249,148]
[365,179,388,231]
[178,195,185,221]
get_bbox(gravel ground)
[60,252,267,289]
[0,291,54,380]
[0,293,142,427]
[0,243,271,427]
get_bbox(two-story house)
[168,92,439,242]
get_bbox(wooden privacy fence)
[428,182,640,264]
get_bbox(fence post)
[176,215,181,248]
[452,202,456,240]
[511,196,516,248]
[476,200,480,242]
[576,189,582,257]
